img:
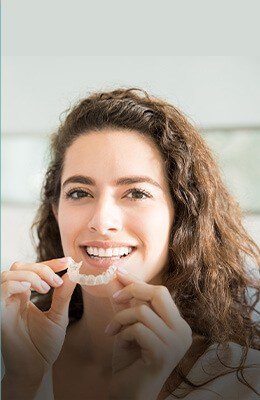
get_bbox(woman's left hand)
[106,269,193,400]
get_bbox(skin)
[2,129,194,399]
[53,129,176,369]
[57,129,174,287]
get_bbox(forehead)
[62,130,167,186]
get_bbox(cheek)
[133,205,172,256]
[136,204,172,235]
[57,205,83,244]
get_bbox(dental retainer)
[67,258,118,286]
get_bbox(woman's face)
[56,130,174,295]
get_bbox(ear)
[52,204,58,222]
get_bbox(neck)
[65,278,132,372]
[68,294,117,370]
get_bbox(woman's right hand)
[1,257,76,385]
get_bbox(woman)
[1,88,259,400]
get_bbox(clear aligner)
[67,259,117,286]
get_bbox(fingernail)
[112,290,122,299]
[41,280,50,291]
[117,267,128,274]
[105,321,121,335]
[21,281,31,288]
[53,275,63,285]
[59,257,72,263]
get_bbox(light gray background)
[2,0,260,55]
[2,56,260,269]
[2,2,260,269]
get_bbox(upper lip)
[80,241,137,249]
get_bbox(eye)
[125,188,152,201]
[65,188,91,200]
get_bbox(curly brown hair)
[31,88,260,397]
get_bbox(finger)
[10,257,72,274]
[4,264,64,289]
[47,272,77,327]
[1,281,32,328]
[43,257,73,272]
[118,322,166,366]
[116,268,143,284]
[1,270,53,294]
[1,280,32,299]
[113,280,182,331]
[108,274,132,314]
[105,304,173,345]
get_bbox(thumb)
[47,272,77,327]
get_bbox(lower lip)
[79,247,136,272]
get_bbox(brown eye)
[125,188,152,201]
[66,189,90,200]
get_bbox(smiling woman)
[1,88,260,400]
[53,128,174,295]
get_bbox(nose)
[87,195,123,235]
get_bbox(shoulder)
[170,342,260,400]
[206,341,260,368]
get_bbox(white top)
[32,342,260,399]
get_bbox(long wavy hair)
[31,88,260,397]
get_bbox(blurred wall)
[2,56,260,269]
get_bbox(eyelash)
[64,187,152,202]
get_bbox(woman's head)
[54,129,174,297]
[33,88,259,347]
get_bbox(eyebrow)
[62,175,163,190]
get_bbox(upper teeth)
[86,246,133,257]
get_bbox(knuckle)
[10,261,22,271]
[2,280,12,293]
[182,319,192,336]
[129,282,136,291]
[133,322,143,333]
[156,285,169,297]
[26,271,41,286]
[35,263,54,278]
[1,280,8,290]
[136,304,148,318]
[1,271,9,282]
[47,309,68,327]
[113,314,121,326]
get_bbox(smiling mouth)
[83,246,135,259]
[79,246,136,269]
[86,252,129,259]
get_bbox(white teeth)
[94,275,103,285]
[106,248,113,257]
[99,248,106,257]
[67,259,118,286]
[112,248,119,256]
[86,246,133,257]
